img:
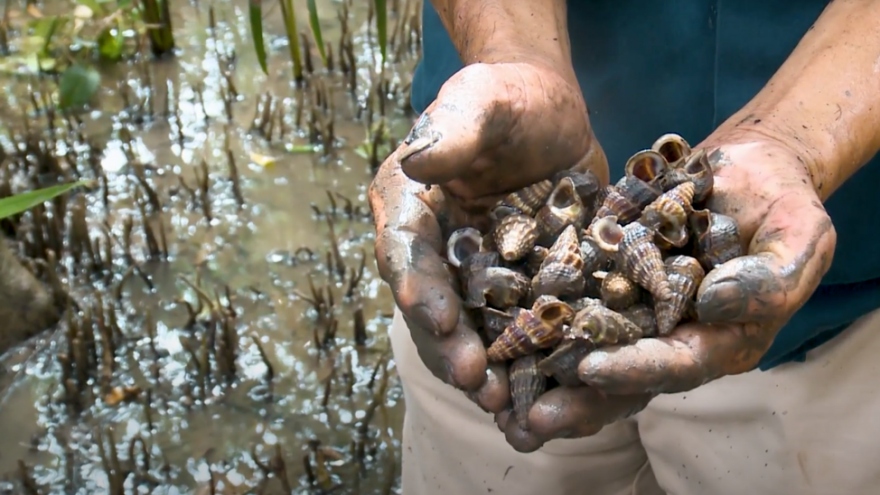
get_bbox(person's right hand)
[369,60,608,415]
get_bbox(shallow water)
[0,0,421,492]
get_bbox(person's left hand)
[497,127,837,451]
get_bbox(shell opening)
[689,209,712,235]
[625,150,668,183]
[591,216,624,252]
[446,227,482,267]
[490,204,520,223]
[652,133,692,164]
[548,177,580,209]
[683,148,710,176]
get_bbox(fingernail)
[401,114,440,162]
[697,280,747,322]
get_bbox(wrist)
[431,1,577,83]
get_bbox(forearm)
[429,1,575,78]
[718,0,880,200]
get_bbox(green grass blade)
[278,0,303,82]
[0,180,93,220]
[306,0,327,66]
[249,0,269,74]
[374,0,387,63]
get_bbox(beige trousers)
[390,307,880,495]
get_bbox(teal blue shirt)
[411,0,880,371]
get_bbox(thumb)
[399,103,496,187]
[695,192,837,324]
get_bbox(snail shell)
[553,169,601,216]
[498,179,554,217]
[536,177,586,241]
[597,271,641,310]
[493,212,540,262]
[458,251,501,296]
[531,225,586,299]
[585,186,642,234]
[510,353,546,430]
[580,236,609,275]
[655,255,706,335]
[486,295,575,362]
[625,149,670,185]
[640,181,696,249]
[537,337,594,387]
[464,266,531,309]
[524,245,550,277]
[689,209,743,271]
[615,175,662,210]
[480,306,519,343]
[570,304,644,347]
[446,227,483,268]
[592,217,672,302]
[650,133,692,166]
[619,304,659,338]
[569,296,604,313]
[663,148,714,203]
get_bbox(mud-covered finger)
[405,310,488,392]
[526,387,652,443]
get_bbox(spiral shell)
[487,296,575,362]
[588,186,641,232]
[619,304,659,338]
[655,255,706,335]
[446,227,483,268]
[493,213,540,262]
[651,133,692,166]
[689,209,743,271]
[531,225,585,299]
[553,169,601,216]
[615,175,662,210]
[640,181,696,249]
[580,236,610,276]
[510,354,546,430]
[570,304,644,347]
[464,266,531,309]
[592,218,672,302]
[536,177,586,241]
[524,245,550,277]
[625,149,670,185]
[598,271,641,310]
[537,337,594,387]
[480,306,519,343]
[498,179,554,217]
[664,148,714,203]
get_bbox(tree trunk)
[0,237,61,356]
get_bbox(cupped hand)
[369,60,608,417]
[496,130,837,452]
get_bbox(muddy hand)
[579,134,837,396]
[369,148,509,414]
[397,62,608,214]
[493,387,654,453]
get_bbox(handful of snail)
[443,133,744,429]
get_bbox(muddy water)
[0,0,421,493]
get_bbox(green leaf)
[30,15,68,56]
[0,180,93,220]
[306,0,327,66]
[58,64,101,110]
[374,0,387,63]
[249,0,268,75]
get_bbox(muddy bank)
[0,0,421,492]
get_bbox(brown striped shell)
[640,181,696,249]
[498,179,554,217]
[587,186,641,232]
[509,353,546,430]
[524,245,550,277]
[480,306,519,343]
[592,217,672,302]
[553,170,601,217]
[493,212,540,262]
[486,296,575,362]
[655,255,706,335]
[531,225,585,299]
[570,304,644,347]
[689,209,743,271]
